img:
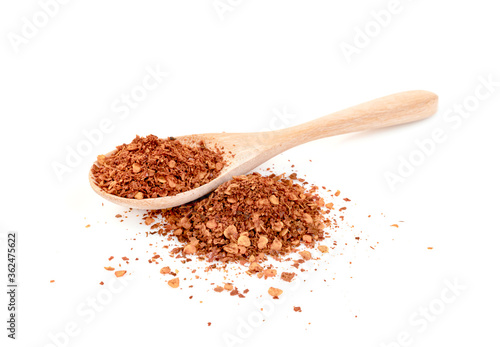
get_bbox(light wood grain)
[89,90,438,209]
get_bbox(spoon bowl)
[89,90,438,209]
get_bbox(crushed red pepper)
[92,135,225,199]
[149,172,331,269]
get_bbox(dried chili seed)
[168,277,179,288]
[318,245,329,253]
[268,287,283,297]
[183,244,196,254]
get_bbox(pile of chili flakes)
[91,134,225,199]
[145,171,334,279]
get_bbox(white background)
[1,1,499,346]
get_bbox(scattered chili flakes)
[91,135,225,199]
[293,306,302,312]
[168,277,180,288]
[214,286,224,293]
[115,270,127,278]
[391,224,399,228]
[50,280,55,283]
[99,281,104,285]
[104,266,115,271]
[427,247,433,250]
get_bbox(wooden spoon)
[89,90,438,209]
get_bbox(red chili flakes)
[208,322,212,327]
[115,270,127,277]
[318,245,329,253]
[281,272,296,282]
[334,190,340,197]
[391,224,399,228]
[268,287,283,298]
[160,266,171,275]
[293,306,302,312]
[104,266,115,271]
[50,280,55,283]
[151,172,330,265]
[99,281,104,285]
[108,256,114,261]
[91,135,225,199]
[214,286,224,293]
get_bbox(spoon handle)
[269,90,438,149]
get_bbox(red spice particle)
[299,251,312,260]
[50,280,55,283]
[334,190,340,196]
[99,281,104,285]
[104,266,115,271]
[160,266,171,275]
[214,286,224,293]
[391,224,399,228]
[268,287,283,298]
[168,277,180,288]
[108,256,114,261]
[281,272,296,282]
[293,306,302,312]
[208,322,212,327]
[115,270,127,277]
